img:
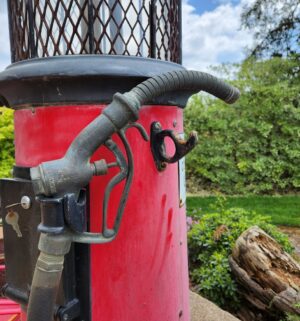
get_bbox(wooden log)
[229,226,300,321]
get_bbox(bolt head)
[21,196,31,210]
[154,122,161,129]
[63,314,69,321]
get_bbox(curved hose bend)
[130,70,240,106]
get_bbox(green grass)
[186,195,300,227]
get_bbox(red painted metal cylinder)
[14,104,190,321]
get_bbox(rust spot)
[7,211,15,218]
[179,198,184,208]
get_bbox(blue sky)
[189,0,218,13]
[0,0,253,71]
[189,0,240,14]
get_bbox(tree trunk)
[229,226,300,321]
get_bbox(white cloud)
[182,0,254,71]
[0,2,10,71]
[0,1,254,73]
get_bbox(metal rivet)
[63,314,69,321]
[154,122,161,129]
[21,196,31,210]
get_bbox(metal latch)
[150,121,198,171]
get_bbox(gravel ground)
[278,226,300,257]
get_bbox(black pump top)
[0,55,193,109]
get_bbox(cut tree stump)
[229,226,300,321]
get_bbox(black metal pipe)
[6,0,15,63]
[87,0,95,54]
[149,0,157,59]
[178,0,182,64]
[27,0,37,58]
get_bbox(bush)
[185,56,300,194]
[0,107,14,177]
[187,198,293,311]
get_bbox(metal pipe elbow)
[30,156,94,196]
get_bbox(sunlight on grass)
[186,196,300,227]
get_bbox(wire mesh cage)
[7,0,182,64]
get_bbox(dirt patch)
[278,226,300,258]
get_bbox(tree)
[184,56,300,194]
[0,107,14,177]
[241,0,300,57]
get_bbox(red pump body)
[14,104,190,321]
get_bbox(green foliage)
[185,56,300,194]
[0,107,14,177]
[241,0,300,57]
[283,314,300,321]
[187,198,293,311]
[187,195,300,226]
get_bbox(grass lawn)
[186,195,300,227]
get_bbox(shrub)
[187,198,293,311]
[185,56,300,194]
[0,107,14,177]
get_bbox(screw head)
[154,122,161,129]
[21,196,31,210]
[160,162,167,171]
[63,314,69,321]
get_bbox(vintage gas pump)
[0,1,239,321]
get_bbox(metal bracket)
[37,191,87,234]
[57,298,80,321]
[150,121,198,171]
[64,191,86,233]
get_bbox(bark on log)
[229,226,300,321]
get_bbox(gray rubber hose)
[26,234,71,321]
[131,70,239,105]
